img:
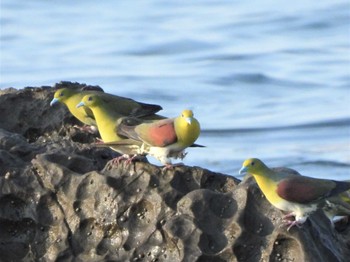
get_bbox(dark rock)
[0,83,349,261]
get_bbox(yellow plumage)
[50,88,98,126]
[76,93,163,156]
[98,109,202,166]
[239,158,350,230]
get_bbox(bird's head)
[50,88,75,106]
[77,94,100,109]
[181,109,194,125]
[239,158,266,175]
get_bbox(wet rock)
[0,83,349,262]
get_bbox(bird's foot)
[111,154,130,165]
[285,220,303,231]
[73,125,97,134]
[124,154,140,165]
[112,154,144,165]
[162,162,184,171]
[282,212,295,220]
[283,218,304,231]
[95,138,104,144]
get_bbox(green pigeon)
[101,109,202,167]
[51,88,162,133]
[239,158,350,230]
[76,93,163,157]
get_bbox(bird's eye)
[59,92,64,97]
[88,96,93,101]
[251,162,255,166]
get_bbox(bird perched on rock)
[50,87,103,129]
[239,158,350,231]
[76,93,163,157]
[102,109,202,167]
[51,88,162,133]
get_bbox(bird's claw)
[282,217,303,231]
[95,138,104,144]
[111,154,129,165]
[162,162,184,172]
[124,154,138,165]
[162,164,173,171]
[282,213,295,220]
[73,125,97,134]
[286,220,303,231]
[111,154,140,166]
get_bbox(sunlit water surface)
[1,0,349,180]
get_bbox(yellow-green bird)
[51,88,162,133]
[50,87,102,128]
[239,158,350,231]
[115,109,201,167]
[76,93,163,156]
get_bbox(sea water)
[1,0,349,180]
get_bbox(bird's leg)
[282,212,295,221]
[285,220,302,231]
[283,214,306,231]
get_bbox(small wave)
[194,53,265,62]
[211,73,307,87]
[298,160,350,168]
[126,40,215,56]
[212,73,271,86]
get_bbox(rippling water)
[1,0,349,179]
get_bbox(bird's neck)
[253,174,276,192]
[64,96,83,116]
[252,169,282,206]
[90,106,123,142]
[174,118,200,146]
[63,93,81,106]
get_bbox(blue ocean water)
[1,0,349,180]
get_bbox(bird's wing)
[99,93,162,117]
[276,176,350,204]
[81,86,104,92]
[116,117,147,141]
[132,118,177,147]
[130,102,163,118]
[271,167,302,176]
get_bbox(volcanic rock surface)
[0,82,349,262]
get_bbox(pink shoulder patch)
[146,122,177,147]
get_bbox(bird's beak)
[239,166,248,175]
[185,117,192,125]
[76,102,85,108]
[50,98,59,106]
